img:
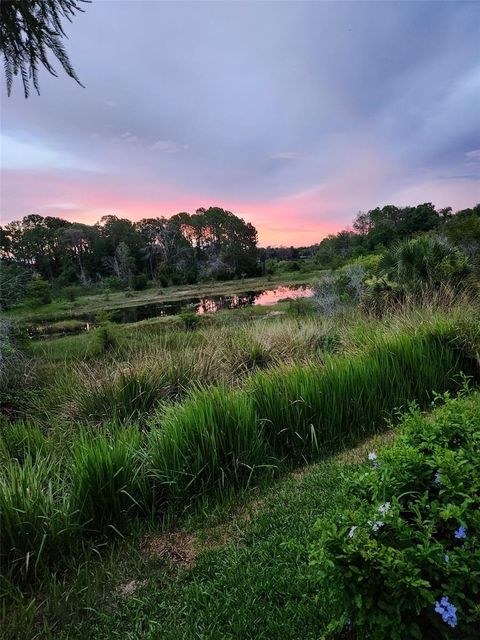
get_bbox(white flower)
[378,502,391,516]
[348,526,357,538]
[368,520,384,532]
[368,452,377,461]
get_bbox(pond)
[28,284,313,338]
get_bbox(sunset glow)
[1,1,479,245]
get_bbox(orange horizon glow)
[2,165,479,247]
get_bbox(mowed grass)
[2,450,359,640]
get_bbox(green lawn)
[4,437,388,640]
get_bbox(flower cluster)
[454,525,467,540]
[367,520,384,532]
[435,596,457,628]
[378,502,391,516]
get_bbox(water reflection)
[29,284,313,338]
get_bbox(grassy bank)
[3,393,479,639]
[1,306,478,582]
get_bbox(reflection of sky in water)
[29,285,314,338]
[196,286,312,314]
[252,286,313,306]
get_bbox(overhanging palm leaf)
[0,0,88,97]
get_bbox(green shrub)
[62,286,82,302]
[102,276,128,291]
[131,273,148,291]
[26,278,52,305]
[148,387,267,507]
[93,321,119,354]
[180,311,200,331]
[69,427,148,534]
[0,263,30,310]
[379,235,471,289]
[286,297,313,317]
[250,329,468,461]
[311,391,480,639]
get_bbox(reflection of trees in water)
[34,289,285,340]
[196,292,259,314]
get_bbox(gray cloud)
[1,0,479,243]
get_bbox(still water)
[29,284,313,338]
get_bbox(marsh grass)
[250,329,467,460]
[69,426,149,534]
[148,387,268,509]
[0,455,76,581]
[0,421,48,464]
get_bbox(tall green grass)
[0,455,76,581]
[250,330,466,460]
[69,427,148,534]
[0,421,48,464]
[148,387,267,508]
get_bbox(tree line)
[0,207,258,299]
[314,202,480,271]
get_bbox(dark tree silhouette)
[0,0,87,97]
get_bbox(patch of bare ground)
[141,530,198,568]
[116,579,147,598]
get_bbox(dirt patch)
[116,579,146,598]
[141,530,198,568]
[140,518,247,569]
[289,465,310,483]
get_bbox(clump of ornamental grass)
[0,420,48,464]
[69,425,149,535]
[311,389,480,639]
[249,325,471,461]
[147,386,268,510]
[0,454,76,581]
[51,338,224,423]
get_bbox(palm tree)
[379,235,470,288]
[0,0,87,97]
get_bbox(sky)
[1,0,480,246]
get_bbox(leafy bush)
[180,310,200,331]
[62,285,82,302]
[26,277,52,305]
[93,321,119,354]
[379,235,470,289]
[286,297,313,317]
[313,265,366,315]
[102,275,128,291]
[131,273,148,291]
[0,262,30,310]
[311,390,480,639]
